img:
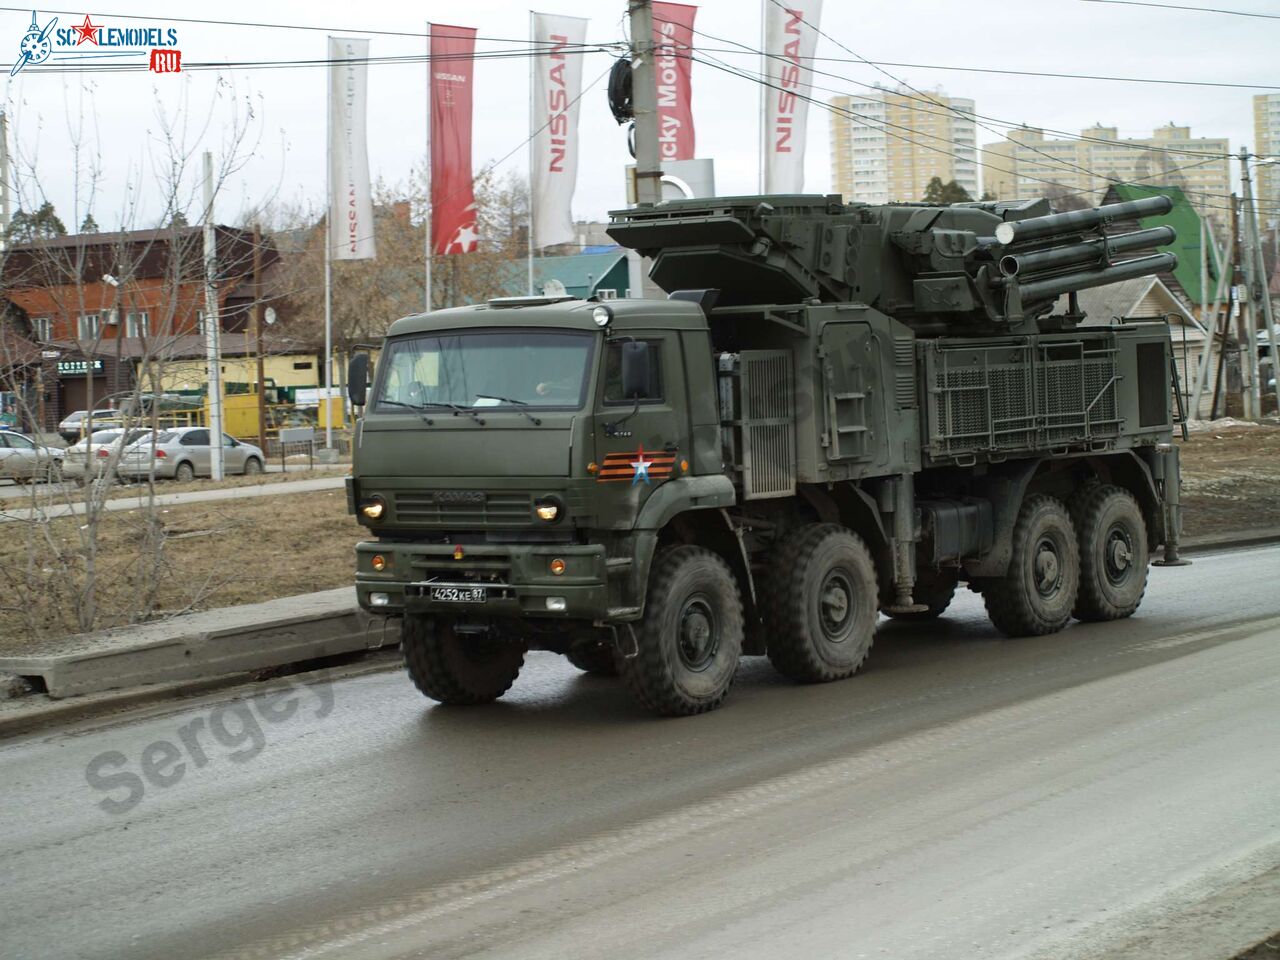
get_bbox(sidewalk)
[0,475,346,523]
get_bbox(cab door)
[592,333,687,516]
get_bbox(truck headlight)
[360,496,386,521]
[534,496,563,522]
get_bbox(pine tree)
[922,177,973,205]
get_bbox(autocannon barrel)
[999,225,1177,278]
[1015,252,1178,302]
[994,195,1174,245]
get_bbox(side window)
[6,434,35,450]
[602,340,664,405]
[182,430,210,446]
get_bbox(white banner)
[531,12,588,250]
[328,36,377,260]
[763,1,822,194]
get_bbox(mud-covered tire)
[174,461,195,483]
[566,639,618,677]
[243,457,263,476]
[764,524,878,682]
[884,567,958,621]
[617,545,743,717]
[402,616,525,705]
[1073,485,1149,622]
[984,495,1079,637]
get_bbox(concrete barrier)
[0,587,399,700]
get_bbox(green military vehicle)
[346,193,1186,716]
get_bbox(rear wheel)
[764,524,878,682]
[402,616,525,705]
[617,546,743,716]
[174,461,195,483]
[566,639,618,677]
[984,495,1079,637]
[1073,485,1148,622]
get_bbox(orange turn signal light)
[549,558,566,576]
[586,461,598,474]
[371,554,387,572]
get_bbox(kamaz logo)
[433,490,486,505]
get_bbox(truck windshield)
[374,330,594,412]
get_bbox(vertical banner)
[530,12,588,250]
[328,36,376,260]
[430,24,479,255]
[763,1,822,193]
[651,2,697,162]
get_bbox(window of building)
[292,361,314,371]
[32,317,52,341]
[77,314,101,340]
[126,311,150,338]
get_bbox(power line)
[1076,0,1280,19]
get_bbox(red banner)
[430,24,478,255]
[651,2,696,162]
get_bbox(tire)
[45,462,63,485]
[617,545,744,716]
[1073,485,1149,622]
[884,566,958,621]
[174,461,195,483]
[764,524,878,683]
[243,457,263,477]
[402,616,525,705]
[984,495,1079,637]
[566,639,618,677]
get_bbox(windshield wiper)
[379,399,486,425]
[473,394,542,425]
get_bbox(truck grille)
[391,491,533,528]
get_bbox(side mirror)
[348,353,369,407]
[620,341,651,400]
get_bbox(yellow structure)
[829,86,979,204]
[154,353,322,393]
[982,124,1231,235]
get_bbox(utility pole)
[202,151,225,481]
[1228,194,1251,418]
[1237,153,1260,418]
[252,223,267,452]
[628,1,663,207]
[1240,150,1280,414]
[0,110,10,246]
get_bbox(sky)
[2,0,1277,233]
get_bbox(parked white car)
[0,429,65,483]
[118,427,265,482]
[62,428,152,483]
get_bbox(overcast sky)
[3,0,1276,231]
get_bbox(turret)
[606,193,1178,335]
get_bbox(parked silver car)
[0,430,65,483]
[62,428,152,483]
[118,427,265,482]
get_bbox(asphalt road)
[1,545,1278,960]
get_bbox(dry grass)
[1177,423,1280,536]
[0,490,362,653]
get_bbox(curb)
[1180,527,1280,555]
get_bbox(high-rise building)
[1252,94,1280,224]
[982,124,1231,235]
[829,86,979,204]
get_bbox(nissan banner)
[430,24,479,254]
[530,12,588,250]
[328,36,376,260]
[763,1,822,193]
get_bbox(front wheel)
[243,456,263,477]
[402,616,525,705]
[984,495,1079,637]
[1073,485,1149,622]
[764,524,879,682]
[617,546,744,716]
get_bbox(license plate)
[430,585,487,603]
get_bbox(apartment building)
[1252,94,1280,224]
[829,86,979,204]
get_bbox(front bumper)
[355,540,610,620]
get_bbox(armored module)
[346,193,1186,716]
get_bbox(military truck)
[346,193,1186,716]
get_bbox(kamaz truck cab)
[349,194,1186,716]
